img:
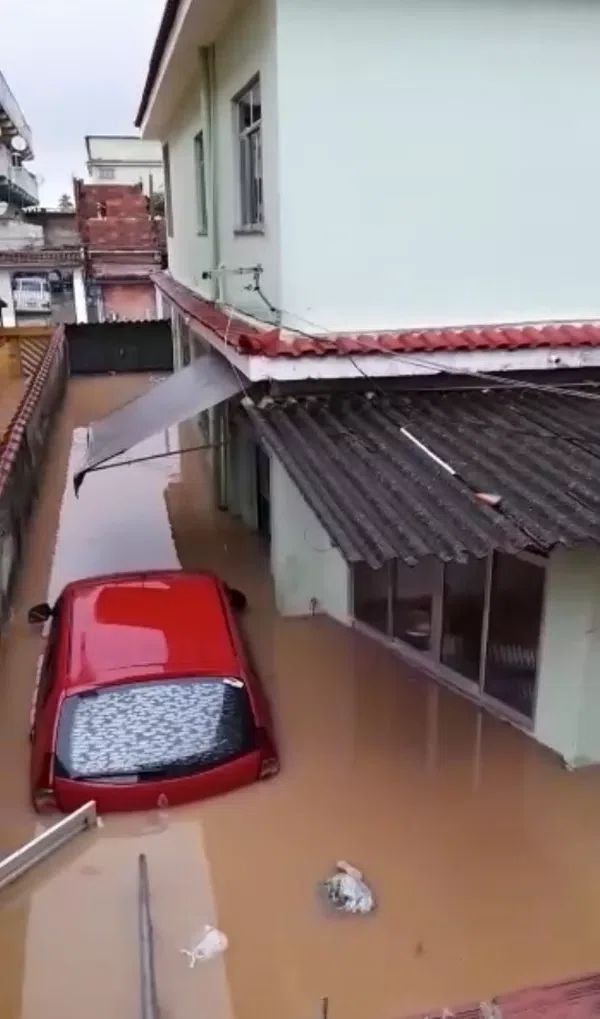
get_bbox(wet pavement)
[1,375,600,1019]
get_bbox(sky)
[1,0,165,205]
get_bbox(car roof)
[61,571,242,691]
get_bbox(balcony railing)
[0,146,38,205]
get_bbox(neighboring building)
[74,180,164,321]
[0,69,38,210]
[0,71,86,326]
[128,0,600,766]
[85,135,164,197]
[24,208,80,249]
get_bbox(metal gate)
[66,321,173,375]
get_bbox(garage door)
[67,321,173,374]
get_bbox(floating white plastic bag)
[323,860,375,915]
[180,925,228,968]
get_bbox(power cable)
[262,301,600,404]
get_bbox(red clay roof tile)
[153,271,600,360]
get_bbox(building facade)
[85,136,164,197]
[0,69,38,210]
[75,180,165,321]
[130,0,600,767]
[0,70,86,326]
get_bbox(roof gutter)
[135,0,182,128]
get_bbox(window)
[235,78,263,229]
[483,553,545,719]
[162,142,174,237]
[55,678,256,780]
[194,131,208,235]
[353,551,545,724]
[393,559,439,653]
[98,166,115,180]
[354,563,391,635]
[441,558,487,683]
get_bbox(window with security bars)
[236,78,263,228]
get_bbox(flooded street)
[2,376,600,1019]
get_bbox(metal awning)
[244,387,600,568]
[74,353,244,492]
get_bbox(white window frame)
[194,131,208,235]
[234,76,263,231]
[98,166,115,181]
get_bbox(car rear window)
[55,678,256,782]
[20,280,43,292]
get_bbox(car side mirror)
[227,587,247,611]
[28,603,53,624]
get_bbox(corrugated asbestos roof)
[153,272,600,358]
[244,388,600,568]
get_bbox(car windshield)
[20,280,43,292]
[55,678,256,781]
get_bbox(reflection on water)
[1,378,600,1019]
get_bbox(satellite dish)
[11,135,27,153]
[0,202,8,218]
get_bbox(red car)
[28,571,278,814]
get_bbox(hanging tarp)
[74,353,244,493]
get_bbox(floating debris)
[323,860,375,915]
[180,925,228,968]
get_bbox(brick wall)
[102,283,156,321]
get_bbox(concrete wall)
[270,457,350,622]
[87,138,164,195]
[89,163,165,195]
[534,548,600,767]
[163,0,281,320]
[275,0,600,333]
[0,218,44,250]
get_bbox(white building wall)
[161,0,281,320]
[0,269,16,327]
[275,0,600,333]
[164,71,214,296]
[270,457,350,622]
[87,138,164,195]
[534,548,600,767]
[214,0,281,320]
[89,163,164,194]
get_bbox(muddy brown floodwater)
[1,375,600,1019]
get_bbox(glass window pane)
[249,129,263,224]
[393,558,438,653]
[354,564,390,635]
[441,558,487,683]
[195,132,208,233]
[239,90,253,131]
[251,81,261,124]
[240,135,250,224]
[484,553,545,719]
[56,679,256,781]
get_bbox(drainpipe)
[200,46,221,304]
